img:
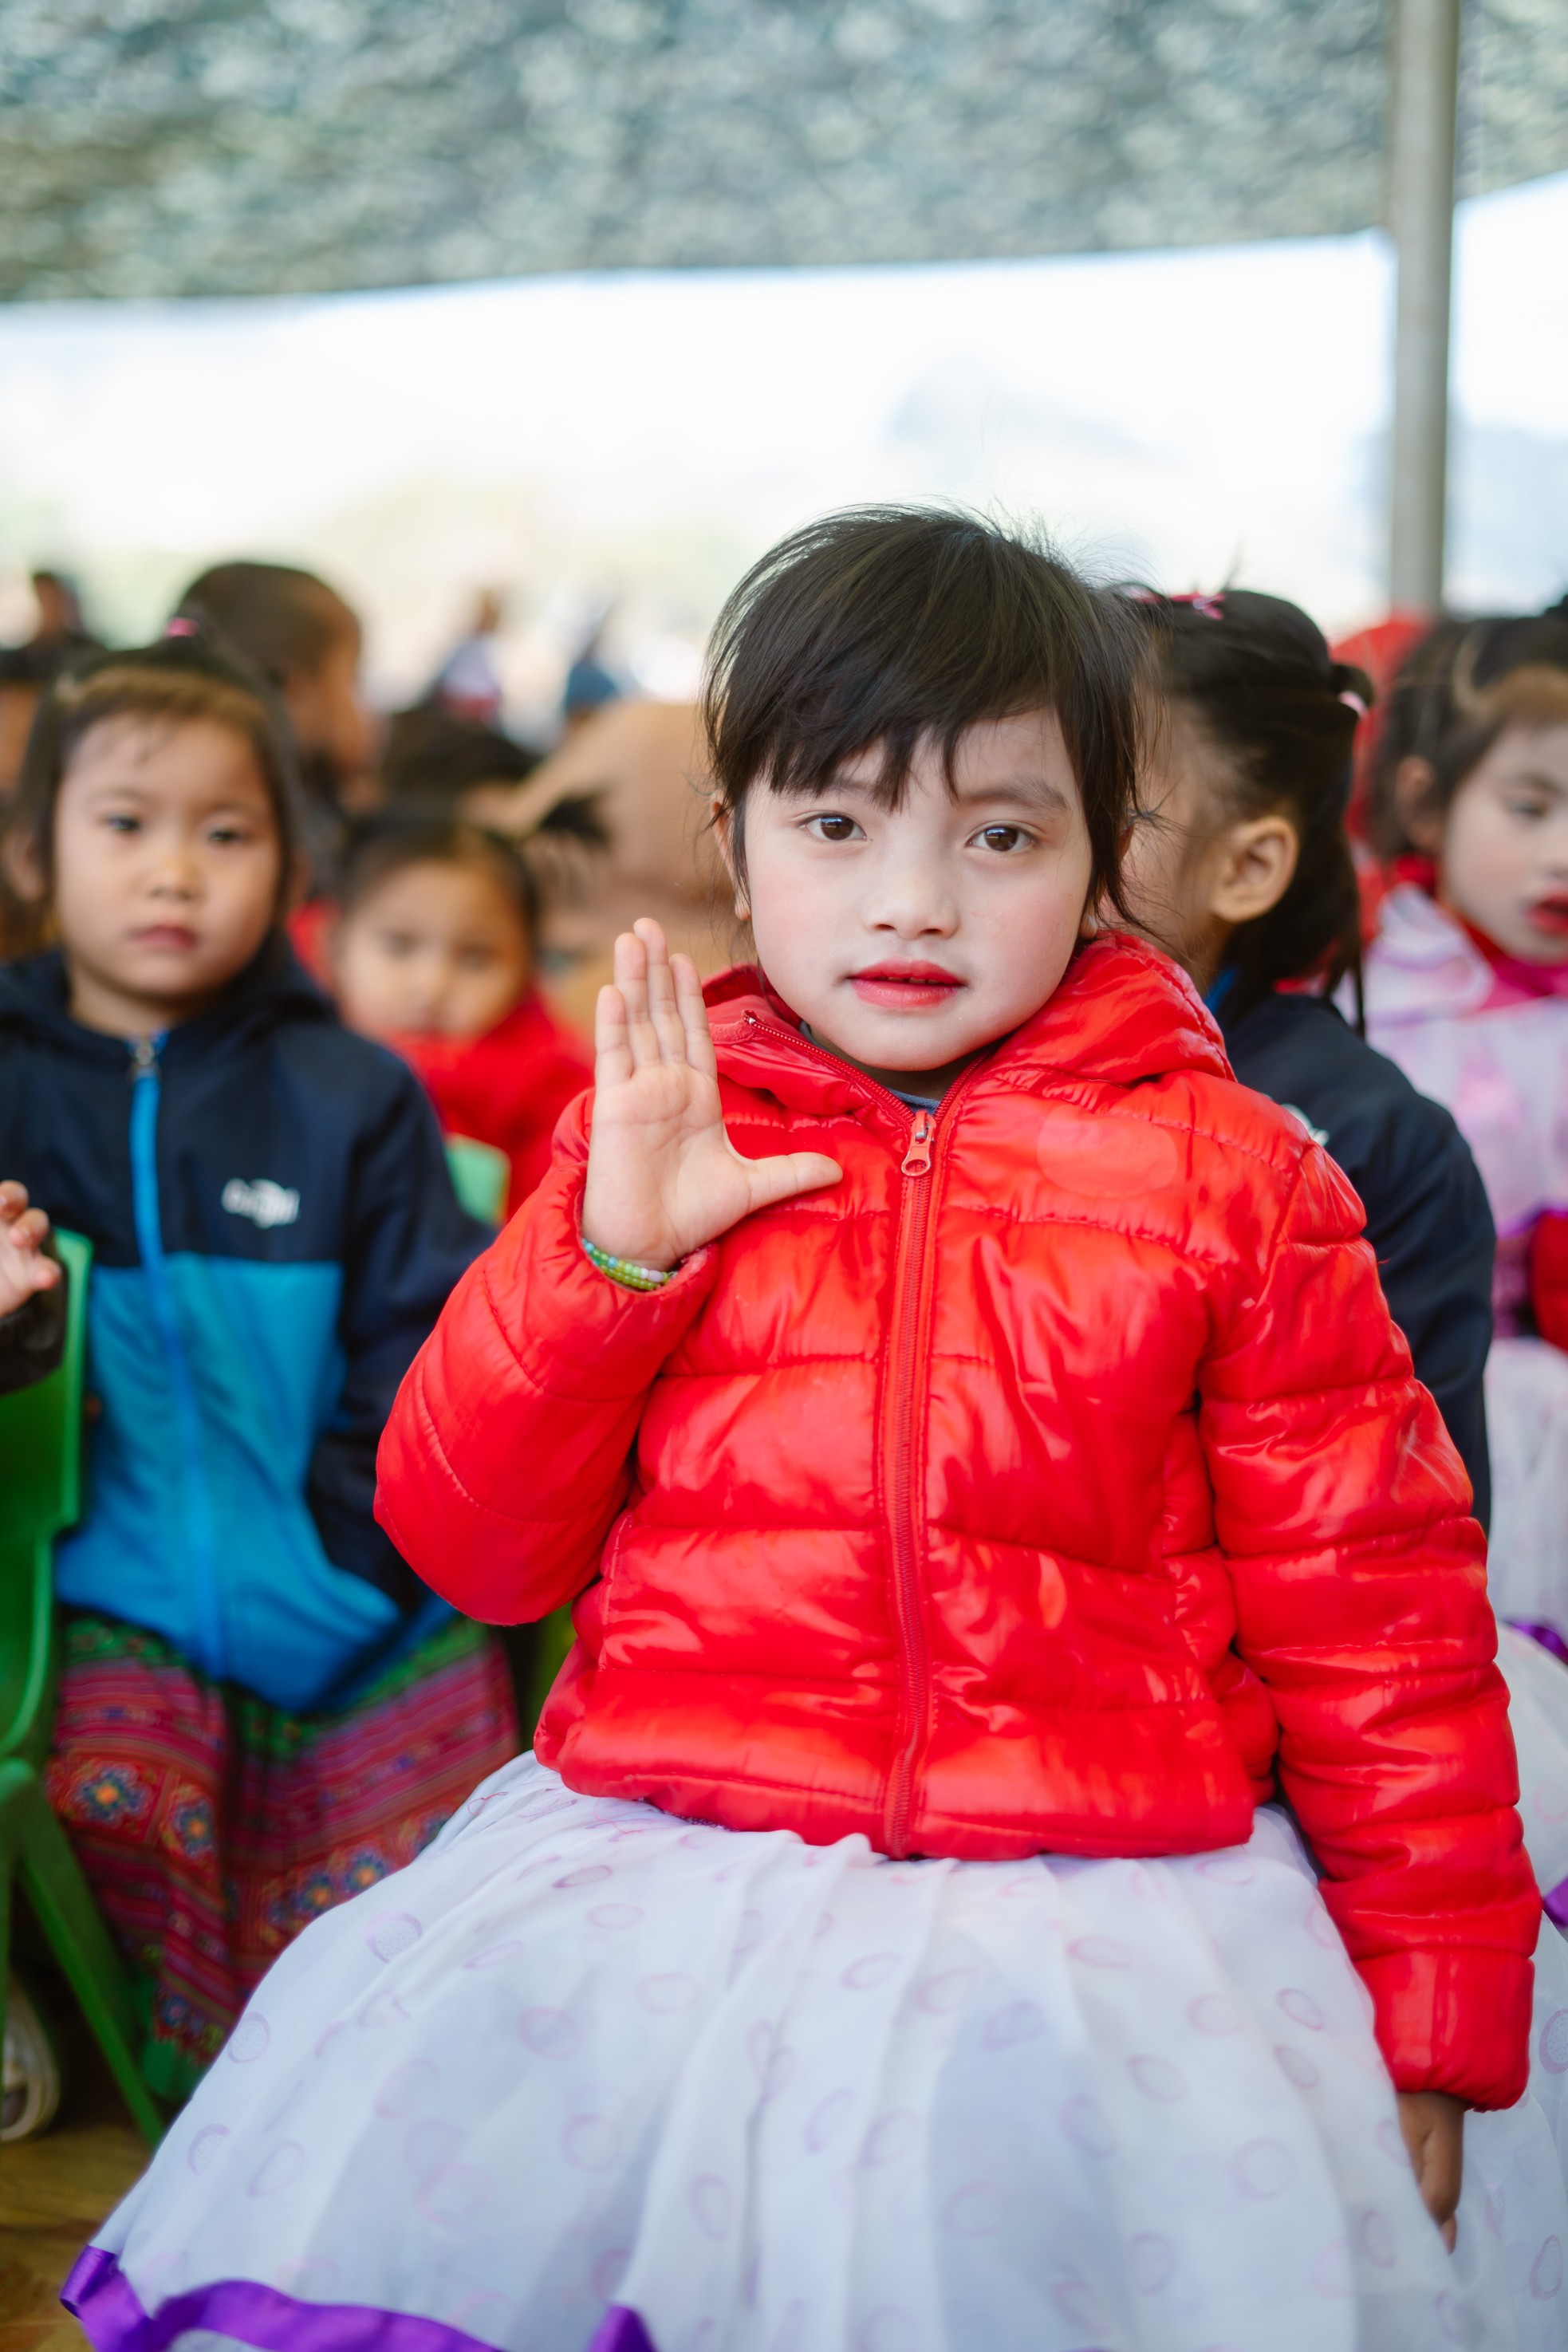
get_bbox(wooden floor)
[0,1994,149,2352]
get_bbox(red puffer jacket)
[377,934,1537,2106]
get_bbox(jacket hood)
[0,930,336,1065]
[704,930,1231,1115]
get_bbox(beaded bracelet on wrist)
[581,1235,676,1291]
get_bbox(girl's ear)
[710,799,749,920]
[1,825,46,905]
[1393,755,1445,853]
[1206,812,1300,928]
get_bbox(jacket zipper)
[128,1035,227,1682]
[884,1108,936,1855]
[738,1011,978,1857]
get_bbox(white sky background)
[1,168,1565,727]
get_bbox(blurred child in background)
[1123,591,1494,1510]
[1364,610,1568,1651]
[0,632,514,2099]
[332,805,594,1216]
[1121,587,1568,1921]
[174,561,375,869]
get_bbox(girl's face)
[725,711,1093,1092]
[50,715,283,1037]
[1434,724,1568,962]
[333,858,532,1042]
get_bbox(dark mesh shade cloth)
[2,0,1566,300]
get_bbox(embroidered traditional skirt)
[45,1610,517,2099]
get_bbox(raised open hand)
[581,920,841,1271]
[0,1180,60,1319]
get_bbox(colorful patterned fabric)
[45,1609,517,2101]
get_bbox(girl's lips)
[849,963,965,1010]
[132,924,199,951]
[1527,900,1568,937]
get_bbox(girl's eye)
[103,812,140,834]
[804,814,865,844]
[207,825,254,845]
[973,824,1032,853]
[1505,797,1551,823]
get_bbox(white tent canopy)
[5,0,1563,601]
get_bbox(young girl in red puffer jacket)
[72,516,1560,2352]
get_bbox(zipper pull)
[900,1109,934,1177]
[129,1035,159,1078]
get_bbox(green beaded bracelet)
[581,1235,676,1292]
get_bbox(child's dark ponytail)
[1133,589,1370,1021]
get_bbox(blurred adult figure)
[463,697,723,1030]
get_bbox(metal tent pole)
[1388,0,1462,613]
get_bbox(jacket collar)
[0,930,335,1066]
[705,932,1231,1123]
[1365,884,1497,1022]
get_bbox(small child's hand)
[582,919,841,1271]
[0,1181,61,1319]
[1397,2089,1464,2249]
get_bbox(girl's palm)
[582,921,841,1269]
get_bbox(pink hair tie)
[1168,591,1226,621]
[1338,689,1368,717]
[164,617,199,638]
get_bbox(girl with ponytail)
[1122,589,1494,1515]
[1123,587,1568,1932]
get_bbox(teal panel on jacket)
[57,1256,401,1711]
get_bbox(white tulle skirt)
[1487,1336,1568,1637]
[69,1755,1568,2352]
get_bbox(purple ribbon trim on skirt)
[585,2309,658,2352]
[63,2244,659,2352]
[1508,1618,1568,1669]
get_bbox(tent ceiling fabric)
[2,0,1566,301]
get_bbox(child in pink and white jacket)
[1362,607,1568,1647]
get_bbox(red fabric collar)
[704,931,1232,1119]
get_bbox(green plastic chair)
[0,1230,164,2144]
[445,1135,510,1226]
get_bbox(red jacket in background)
[393,995,591,1215]
[377,933,1536,2109]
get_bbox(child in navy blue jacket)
[1122,585,1568,1922]
[0,631,516,2098]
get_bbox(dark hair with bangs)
[3,628,304,910]
[1367,609,1568,860]
[702,507,1149,912]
